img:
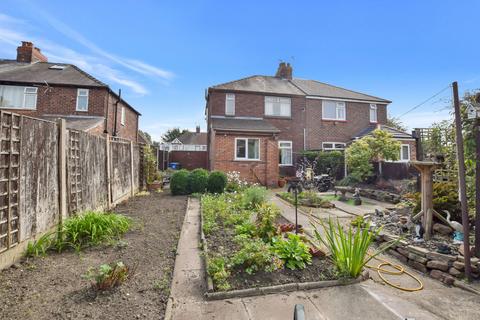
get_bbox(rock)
[430,269,454,284]
[459,245,475,257]
[444,275,455,285]
[408,252,428,264]
[397,247,409,257]
[427,260,449,271]
[408,260,427,273]
[407,245,429,257]
[433,223,453,235]
[453,261,465,271]
[426,252,456,263]
[388,249,408,264]
[449,267,463,277]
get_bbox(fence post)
[130,141,135,196]
[106,135,112,209]
[57,119,67,222]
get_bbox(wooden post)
[57,119,67,222]
[422,166,433,240]
[105,135,112,209]
[452,81,472,281]
[130,141,135,196]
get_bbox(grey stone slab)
[203,298,250,320]
[170,268,206,302]
[174,247,204,271]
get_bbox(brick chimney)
[275,62,293,80]
[196,125,200,133]
[16,41,48,63]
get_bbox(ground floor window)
[235,138,260,160]
[322,142,346,151]
[279,141,292,166]
[400,144,410,161]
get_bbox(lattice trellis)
[68,130,82,214]
[0,112,21,253]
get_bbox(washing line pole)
[452,81,472,281]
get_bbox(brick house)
[0,41,140,141]
[206,62,415,186]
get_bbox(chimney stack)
[275,62,293,80]
[196,125,200,133]
[16,41,48,63]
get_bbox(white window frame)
[322,142,346,151]
[76,88,89,111]
[121,106,126,126]
[225,93,235,116]
[278,140,293,166]
[322,100,346,121]
[370,104,378,123]
[0,85,38,110]
[399,144,410,162]
[265,96,291,117]
[235,137,260,161]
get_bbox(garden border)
[199,196,370,301]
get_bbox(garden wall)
[0,112,144,269]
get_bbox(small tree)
[161,128,189,143]
[144,145,158,184]
[386,115,407,132]
[345,129,400,181]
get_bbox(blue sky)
[1,0,479,140]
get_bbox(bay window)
[265,96,291,117]
[235,138,260,160]
[0,85,37,109]
[279,141,292,166]
[322,100,346,121]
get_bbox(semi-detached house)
[205,62,415,186]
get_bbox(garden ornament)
[437,244,452,255]
[413,223,425,243]
[443,210,463,232]
[353,188,362,205]
[453,231,464,244]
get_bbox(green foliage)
[225,171,249,192]
[188,168,209,193]
[337,175,361,187]
[207,256,231,291]
[232,237,280,274]
[278,191,332,208]
[299,150,344,177]
[61,211,131,251]
[170,169,190,195]
[235,221,256,237]
[242,186,267,209]
[144,145,158,184]
[345,129,400,181]
[386,115,407,132]
[207,171,227,193]
[255,203,280,241]
[83,261,131,291]
[272,233,312,270]
[413,182,461,222]
[312,218,394,278]
[161,127,189,143]
[350,216,365,228]
[25,232,55,257]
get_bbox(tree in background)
[386,114,407,132]
[139,130,153,144]
[161,128,189,143]
[345,129,400,181]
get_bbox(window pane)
[334,143,345,149]
[236,139,246,158]
[280,147,292,165]
[77,96,88,110]
[265,96,290,117]
[1,86,24,108]
[323,143,333,149]
[24,94,36,109]
[402,145,409,160]
[336,103,345,120]
[323,101,336,119]
[24,87,37,94]
[248,139,259,159]
[226,94,235,115]
[279,142,291,148]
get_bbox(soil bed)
[0,192,187,320]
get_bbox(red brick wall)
[211,133,278,186]
[106,93,139,142]
[169,151,208,170]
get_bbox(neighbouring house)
[159,126,208,170]
[0,41,141,141]
[205,62,416,186]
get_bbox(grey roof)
[0,60,106,87]
[291,79,391,103]
[354,125,413,139]
[41,115,104,132]
[211,117,280,133]
[177,132,207,145]
[209,75,390,103]
[211,75,305,95]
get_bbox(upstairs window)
[76,89,89,111]
[0,85,37,109]
[235,138,260,160]
[322,142,346,151]
[279,141,293,166]
[370,104,378,123]
[265,96,291,117]
[225,93,235,116]
[121,106,126,126]
[322,100,346,121]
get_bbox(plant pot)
[147,181,162,191]
[278,179,286,188]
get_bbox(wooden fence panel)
[133,144,140,191]
[110,138,132,202]
[19,116,59,242]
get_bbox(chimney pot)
[196,125,200,133]
[275,62,293,80]
[16,41,48,63]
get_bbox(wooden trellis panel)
[67,130,82,214]
[0,112,21,253]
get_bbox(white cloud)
[400,109,452,130]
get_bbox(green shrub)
[299,150,344,177]
[272,233,312,270]
[61,211,131,251]
[232,237,281,274]
[255,203,280,241]
[413,182,461,222]
[242,186,267,209]
[207,171,227,194]
[188,168,209,193]
[207,255,231,291]
[144,145,158,184]
[337,175,360,187]
[170,169,190,195]
[25,231,55,257]
[83,261,131,291]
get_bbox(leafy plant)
[299,150,344,178]
[225,171,249,192]
[272,233,312,270]
[313,218,394,278]
[255,203,280,241]
[144,145,159,184]
[188,168,209,193]
[232,237,281,274]
[242,186,267,209]
[207,255,231,291]
[25,231,55,257]
[83,261,132,291]
[413,182,461,222]
[235,221,256,237]
[207,171,227,194]
[350,216,365,228]
[170,169,190,195]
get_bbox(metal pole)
[294,185,298,234]
[452,81,472,281]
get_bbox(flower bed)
[277,191,335,208]
[200,189,366,298]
